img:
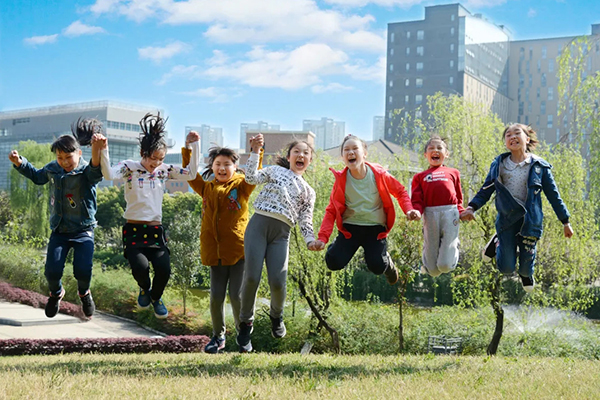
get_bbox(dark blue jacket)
[14,156,103,233]
[468,153,570,238]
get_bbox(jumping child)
[237,134,318,353]
[411,135,465,276]
[312,135,420,285]
[461,124,574,292]
[95,113,200,318]
[181,132,263,353]
[8,118,104,318]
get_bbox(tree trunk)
[398,275,407,352]
[487,272,504,355]
[183,287,187,316]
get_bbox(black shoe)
[204,336,226,354]
[236,321,254,353]
[270,315,287,338]
[482,233,498,262]
[520,274,535,293]
[384,252,399,285]
[80,291,95,318]
[45,288,65,318]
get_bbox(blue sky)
[1,0,599,149]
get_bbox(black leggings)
[125,247,171,301]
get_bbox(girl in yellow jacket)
[182,132,263,353]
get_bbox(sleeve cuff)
[248,152,260,162]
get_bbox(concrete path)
[0,300,164,340]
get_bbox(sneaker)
[482,233,499,262]
[384,253,399,285]
[236,321,254,353]
[137,288,152,309]
[270,315,287,338]
[204,336,226,354]
[79,291,95,318]
[45,287,65,318]
[520,275,535,293]
[152,298,169,319]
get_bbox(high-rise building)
[239,121,280,151]
[0,101,167,190]
[185,125,223,156]
[373,116,385,140]
[302,117,345,150]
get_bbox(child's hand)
[564,223,574,238]
[249,133,264,153]
[406,210,421,221]
[460,207,475,221]
[8,150,22,167]
[91,134,107,150]
[186,131,200,147]
[307,240,326,251]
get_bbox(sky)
[1,0,599,150]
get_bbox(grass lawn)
[1,352,599,399]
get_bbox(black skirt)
[122,223,168,256]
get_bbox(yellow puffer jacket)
[182,148,263,266]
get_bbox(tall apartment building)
[0,101,168,190]
[185,124,223,156]
[302,117,345,150]
[373,116,385,140]
[385,3,600,148]
[239,121,280,151]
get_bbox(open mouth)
[431,154,440,162]
[295,160,305,169]
[347,157,357,164]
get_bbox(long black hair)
[51,117,102,153]
[275,139,314,169]
[202,146,243,180]
[139,112,168,158]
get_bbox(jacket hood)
[496,152,551,169]
[46,157,89,174]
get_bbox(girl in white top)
[94,113,200,319]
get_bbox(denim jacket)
[14,156,103,233]
[468,153,570,238]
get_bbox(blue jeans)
[45,229,95,296]
[496,219,537,277]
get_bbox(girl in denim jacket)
[461,124,574,292]
[9,119,104,318]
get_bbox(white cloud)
[323,0,424,7]
[180,87,229,103]
[157,65,200,85]
[138,41,191,63]
[342,56,386,82]
[23,34,59,46]
[311,83,354,93]
[463,0,508,7]
[206,50,228,66]
[527,8,537,17]
[63,20,106,37]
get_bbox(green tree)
[162,192,202,230]
[0,191,12,229]
[96,186,126,229]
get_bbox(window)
[449,76,454,85]
[549,59,554,72]
[416,95,423,105]
[415,110,422,118]
[119,122,126,130]
[416,78,423,88]
[529,75,532,87]
[388,96,393,104]
[450,44,455,53]
[416,46,424,56]
[405,95,409,103]
[528,102,532,113]
[389,80,393,87]
[548,87,554,100]
[519,75,524,88]
[450,60,454,68]
[451,14,455,21]
[526,88,530,100]
[389,64,394,71]
[519,47,524,60]
[537,60,541,72]
[390,32,395,43]
[541,73,546,87]
[416,62,423,71]
[406,47,410,55]
[406,31,411,39]
[547,115,553,128]
[525,115,529,125]
[542,46,547,59]
[537,88,540,99]
[417,30,424,40]
[451,27,455,36]
[541,101,546,115]
[529,47,533,59]
[406,63,410,71]
[405,78,410,87]
[556,128,561,142]
[518,102,524,115]
[526,60,530,73]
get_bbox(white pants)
[422,205,460,277]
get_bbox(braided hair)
[139,112,168,158]
[51,117,102,153]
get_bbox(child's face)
[142,149,166,173]
[287,142,312,175]
[56,149,82,173]
[342,139,366,171]
[504,126,530,153]
[212,155,236,183]
[424,140,448,168]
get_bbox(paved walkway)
[0,300,164,340]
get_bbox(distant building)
[302,117,345,150]
[239,130,316,166]
[185,125,223,157]
[372,116,385,140]
[240,121,280,150]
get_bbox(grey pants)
[209,258,244,338]
[422,205,460,277]
[240,213,291,323]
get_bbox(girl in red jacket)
[311,135,420,284]
[411,135,464,276]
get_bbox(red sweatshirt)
[318,162,414,243]
[411,166,465,214]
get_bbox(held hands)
[307,240,326,251]
[8,150,22,167]
[91,133,107,151]
[406,210,421,221]
[564,223,574,238]
[186,131,200,147]
[460,206,475,222]
[249,133,264,153]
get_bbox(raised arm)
[167,141,200,181]
[9,150,49,185]
[99,136,128,181]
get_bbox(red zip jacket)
[317,161,414,243]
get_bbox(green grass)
[1,352,599,399]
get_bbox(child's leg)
[437,206,460,274]
[125,248,152,292]
[264,224,291,319]
[227,258,245,332]
[45,232,72,296]
[70,230,95,296]
[362,225,391,275]
[240,214,269,324]
[209,264,229,338]
[496,223,520,274]
[146,248,171,301]
[422,208,442,276]
[517,235,538,278]
[324,224,361,271]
